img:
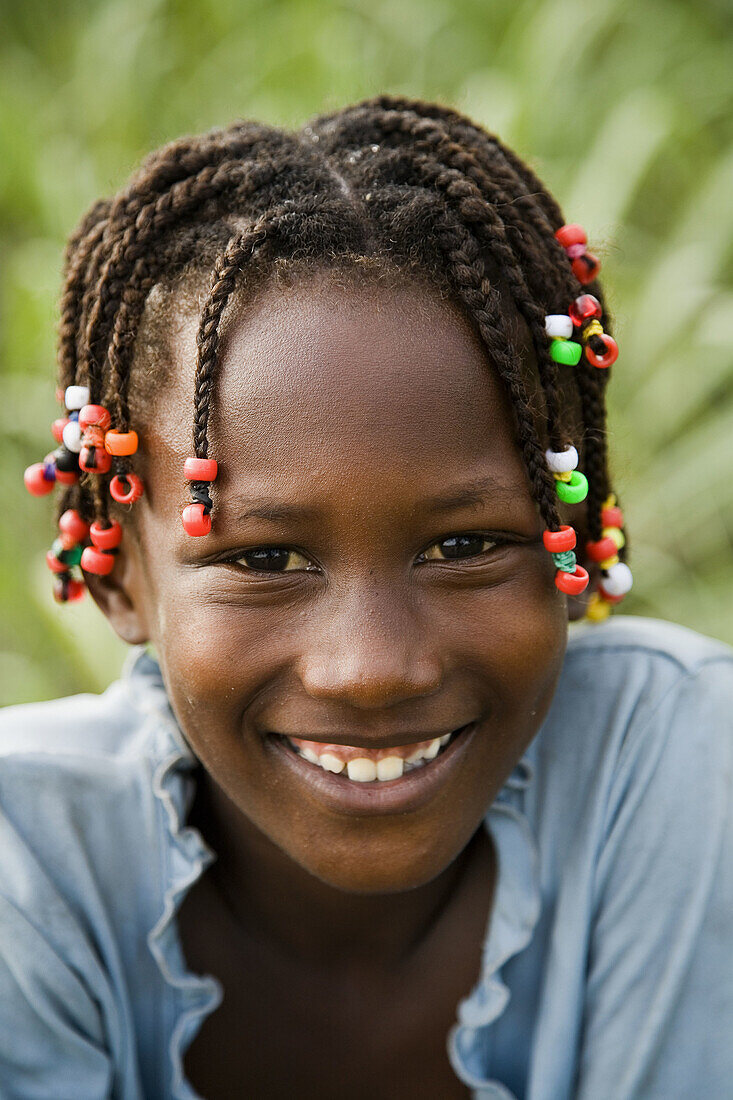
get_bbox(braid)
[45,97,622,608]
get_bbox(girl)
[6,97,733,1099]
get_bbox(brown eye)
[237,548,315,572]
[420,534,497,561]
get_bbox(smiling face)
[99,270,567,894]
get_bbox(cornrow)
[34,97,628,614]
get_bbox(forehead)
[142,271,534,514]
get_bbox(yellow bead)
[603,493,617,509]
[553,470,572,482]
[586,593,612,622]
[602,526,626,549]
[599,554,620,570]
[582,319,604,341]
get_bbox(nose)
[297,585,443,709]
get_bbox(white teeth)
[346,758,378,782]
[406,746,426,764]
[301,747,320,765]
[440,733,451,746]
[376,756,404,781]
[423,738,441,760]
[319,753,345,774]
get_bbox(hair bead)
[24,462,55,496]
[549,339,582,366]
[62,420,83,453]
[184,457,218,481]
[104,430,138,456]
[64,385,90,411]
[543,526,577,553]
[181,502,212,537]
[46,550,68,574]
[555,224,586,249]
[79,444,112,474]
[58,509,90,544]
[53,574,86,603]
[80,545,115,576]
[585,334,618,369]
[569,294,602,327]
[51,418,69,444]
[554,564,589,595]
[555,469,588,504]
[545,446,578,473]
[586,536,618,563]
[544,315,574,339]
[109,473,144,504]
[78,405,112,431]
[90,520,122,550]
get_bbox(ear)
[82,533,151,645]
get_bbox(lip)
[267,721,478,817]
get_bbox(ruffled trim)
[123,648,223,1100]
[448,752,542,1098]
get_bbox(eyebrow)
[420,476,522,514]
[226,476,521,525]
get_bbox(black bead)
[53,446,80,473]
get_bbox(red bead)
[79,445,112,474]
[52,417,69,443]
[554,564,590,595]
[55,469,80,486]
[555,224,587,249]
[90,520,122,550]
[585,334,618,369]
[46,550,68,574]
[586,537,618,562]
[109,473,144,504]
[598,585,624,605]
[601,505,624,528]
[59,509,89,544]
[24,462,55,496]
[543,525,577,553]
[82,425,105,449]
[184,457,218,482]
[78,404,112,431]
[568,294,602,327]
[182,502,212,537]
[66,578,85,602]
[572,252,601,285]
[80,545,115,575]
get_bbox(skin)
[87,271,570,1096]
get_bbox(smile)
[283,730,459,781]
[268,722,478,816]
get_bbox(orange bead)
[104,430,138,456]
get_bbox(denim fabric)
[0,616,731,1099]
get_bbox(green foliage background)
[2,0,732,705]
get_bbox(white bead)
[602,562,633,597]
[544,314,574,339]
[62,419,83,453]
[64,385,90,410]
[545,446,579,473]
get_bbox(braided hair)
[54,95,623,570]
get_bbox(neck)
[188,766,488,969]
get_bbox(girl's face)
[107,272,567,894]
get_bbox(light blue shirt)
[0,616,731,1099]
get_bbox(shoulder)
[556,614,732,747]
[530,617,733,838]
[0,648,188,925]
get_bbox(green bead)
[550,338,582,366]
[556,469,589,504]
[552,550,577,572]
[52,537,82,567]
